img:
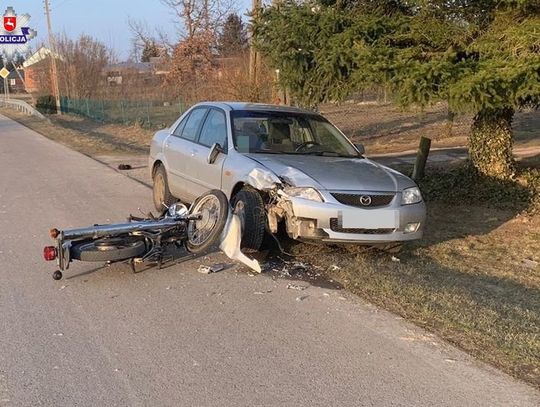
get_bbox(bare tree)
[160,0,236,39]
[55,34,111,99]
[128,18,173,62]
[127,18,153,62]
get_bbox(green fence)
[59,97,189,128]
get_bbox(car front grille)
[329,218,394,234]
[331,192,395,208]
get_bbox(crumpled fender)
[245,168,281,191]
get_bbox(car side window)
[181,108,208,141]
[198,109,227,148]
[172,114,188,137]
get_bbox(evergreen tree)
[219,13,248,57]
[255,0,540,179]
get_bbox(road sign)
[0,67,9,79]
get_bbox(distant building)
[22,46,62,94]
[0,68,25,94]
[104,57,170,87]
[7,69,26,93]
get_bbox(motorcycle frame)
[52,214,199,272]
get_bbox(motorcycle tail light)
[43,246,57,261]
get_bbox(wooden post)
[412,136,431,181]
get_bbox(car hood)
[244,154,414,192]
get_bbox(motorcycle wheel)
[71,236,147,262]
[186,189,229,254]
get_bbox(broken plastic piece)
[197,263,225,274]
[219,212,262,273]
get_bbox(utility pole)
[44,0,62,114]
[249,0,262,89]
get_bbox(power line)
[52,0,74,11]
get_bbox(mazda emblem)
[359,195,372,206]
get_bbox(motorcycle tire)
[71,237,147,262]
[186,189,229,254]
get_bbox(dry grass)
[288,202,540,388]
[320,102,539,155]
[1,108,153,157]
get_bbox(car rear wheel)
[231,187,266,251]
[153,164,176,212]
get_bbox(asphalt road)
[0,113,538,407]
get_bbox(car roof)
[193,101,317,115]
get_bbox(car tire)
[153,164,177,212]
[231,187,266,251]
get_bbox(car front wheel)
[231,187,266,251]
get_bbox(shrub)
[36,95,57,114]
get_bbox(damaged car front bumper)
[269,190,426,244]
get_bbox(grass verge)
[290,167,540,388]
[0,108,153,156]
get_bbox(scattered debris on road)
[197,263,225,274]
[287,283,308,291]
[117,164,132,170]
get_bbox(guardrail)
[0,99,45,119]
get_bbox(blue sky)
[4,0,252,60]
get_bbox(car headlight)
[283,187,323,202]
[401,187,422,205]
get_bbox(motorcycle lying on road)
[43,190,261,280]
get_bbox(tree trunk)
[469,107,515,179]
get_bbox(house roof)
[105,61,153,73]
[23,46,62,68]
[7,69,24,79]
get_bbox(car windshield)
[231,110,360,157]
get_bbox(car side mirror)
[207,143,223,164]
[354,143,365,155]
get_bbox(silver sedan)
[149,102,426,251]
